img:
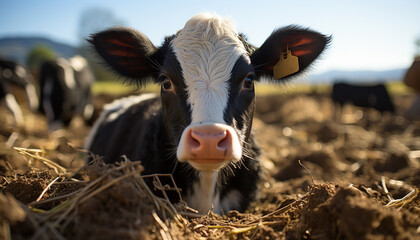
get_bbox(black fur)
[88,27,162,86]
[332,82,395,113]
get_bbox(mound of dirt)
[65,161,156,239]
[286,184,420,239]
[1,160,164,240]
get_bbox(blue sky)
[0,0,419,74]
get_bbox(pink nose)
[177,124,237,164]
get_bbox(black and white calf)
[0,58,38,125]
[39,55,95,129]
[86,13,330,213]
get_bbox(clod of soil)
[286,184,420,240]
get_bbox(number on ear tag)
[273,50,299,79]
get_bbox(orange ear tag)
[273,49,299,79]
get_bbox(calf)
[0,58,38,125]
[39,55,95,129]
[86,13,330,214]
[332,82,395,113]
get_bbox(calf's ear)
[251,26,331,81]
[88,27,163,84]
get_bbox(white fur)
[186,171,219,214]
[4,94,23,125]
[70,55,88,72]
[83,103,94,120]
[84,93,157,150]
[25,84,39,111]
[171,13,248,124]
[15,65,27,79]
[187,176,243,214]
[171,13,248,213]
[56,58,76,89]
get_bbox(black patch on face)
[224,56,256,142]
[159,47,191,145]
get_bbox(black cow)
[332,82,395,113]
[85,13,330,214]
[0,57,38,125]
[39,55,95,130]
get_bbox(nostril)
[217,130,230,150]
[189,130,201,148]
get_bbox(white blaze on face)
[171,13,248,124]
[171,13,250,214]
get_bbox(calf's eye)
[241,76,255,91]
[161,78,175,93]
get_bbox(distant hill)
[308,68,407,84]
[0,36,77,64]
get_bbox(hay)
[1,148,190,239]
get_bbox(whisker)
[252,62,270,70]
[147,55,164,72]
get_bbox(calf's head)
[89,13,330,171]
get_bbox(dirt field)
[1,91,419,239]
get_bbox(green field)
[92,81,160,95]
[92,80,413,96]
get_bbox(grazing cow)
[332,82,395,113]
[0,58,38,125]
[39,55,95,129]
[86,13,330,214]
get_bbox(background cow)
[86,13,330,214]
[39,55,95,130]
[331,81,395,113]
[0,57,38,125]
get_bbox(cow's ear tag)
[273,47,299,80]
